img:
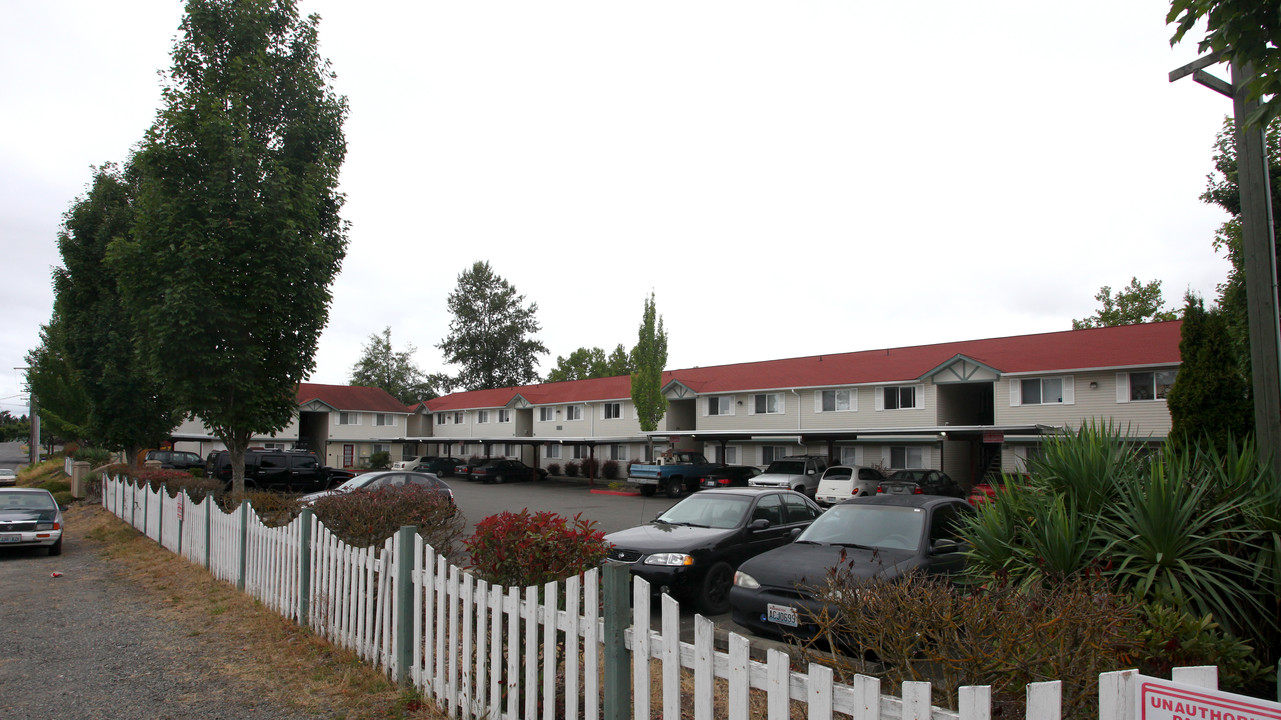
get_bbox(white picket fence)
[102,474,1238,720]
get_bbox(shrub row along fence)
[103,474,1237,720]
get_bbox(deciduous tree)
[350,327,437,403]
[113,0,348,494]
[437,261,547,390]
[1168,0,1281,127]
[1071,277,1178,329]
[24,317,91,445]
[630,292,668,433]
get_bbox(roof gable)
[297,383,410,413]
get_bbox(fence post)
[204,494,212,570]
[158,484,165,546]
[298,508,314,626]
[602,562,631,720]
[395,525,416,686]
[237,500,248,592]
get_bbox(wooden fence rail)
[101,473,1254,720]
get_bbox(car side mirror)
[748,518,770,531]
[788,527,803,540]
[931,538,963,555]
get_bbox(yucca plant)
[1028,421,1144,518]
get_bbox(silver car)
[0,488,64,555]
[0,468,17,487]
[299,470,453,505]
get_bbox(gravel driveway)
[0,506,324,720]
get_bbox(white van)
[815,465,886,506]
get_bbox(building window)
[820,389,852,412]
[1020,377,1065,405]
[498,409,511,423]
[374,413,395,426]
[453,412,464,424]
[565,405,583,421]
[373,443,390,455]
[1130,370,1177,401]
[890,446,923,469]
[753,393,782,414]
[839,446,860,465]
[539,407,554,422]
[882,385,919,410]
[761,445,789,464]
[547,444,561,459]
[477,410,489,424]
[436,413,447,425]
[708,396,733,416]
[338,412,360,425]
[604,402,622,419]
[573,445,589,459]
[610,444,628,461]
[714,446,739,464]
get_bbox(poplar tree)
[630,292,668,433]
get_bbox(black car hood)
[0,508,57,524]
[737,542,920,593]
[605,523,737,554]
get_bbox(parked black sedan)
[604,487,822,615]
[698,465,762,490]
[876,469,965,498]
[729,494,973,640]
[470,459,548,484]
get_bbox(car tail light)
[875,484,884,493]
[717,478,731,486]
[913,487,923,494]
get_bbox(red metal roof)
[424,321,1183,410]
[297,383,411,413]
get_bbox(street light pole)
[1171,56,1281,480]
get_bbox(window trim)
[1010,376,1074,406]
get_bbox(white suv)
[748,455,828,496]
[392,455,435,470]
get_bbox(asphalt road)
[0,441,24,473]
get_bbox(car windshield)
[764,460,805,475]
[656,494,751,529]
[0,491,56,510]
[796,504,925,551]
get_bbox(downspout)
[791,389,803,449]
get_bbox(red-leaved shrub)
[601,460,619,480]
[313,484,466,560]
[564,461,580,477]
[547,463,561,476]
[465,509,609,588]
[580,457,599,478]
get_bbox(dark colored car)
[299,470,453,505]
[0,488,64,556]
[414,457,464,477]
[145,449,205,471]
[470,459,548,484]
[205,449,347,492]
[699,466,762,490]
[729,494,973,640]
[453,458,488,479]
[876,469,965,498]
[604,487,823,615]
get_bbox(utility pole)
[1170,56,1281,480]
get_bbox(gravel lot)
[0,504,333,720]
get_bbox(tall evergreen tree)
[1166,294,1252,453]
[349,327,437,403]
[630,292,668,434]
[113,0,348,494]
[437,261,547,390]
[53,163,177,462]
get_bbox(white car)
[814,465,885,506]
[0,468,17,487]
[299,470,453,505]
[391,455,436,470]
[0,488,64,555]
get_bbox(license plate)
[766,603,798,627]
[0,535,21,543]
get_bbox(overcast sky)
[1,1,1237,417]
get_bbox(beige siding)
[996,370,1173,438]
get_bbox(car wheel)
[664,477,683,498]
[639,485,657,497]
[696,562,733,615]
[47,537,63,557]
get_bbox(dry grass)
[69,502,449,720]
